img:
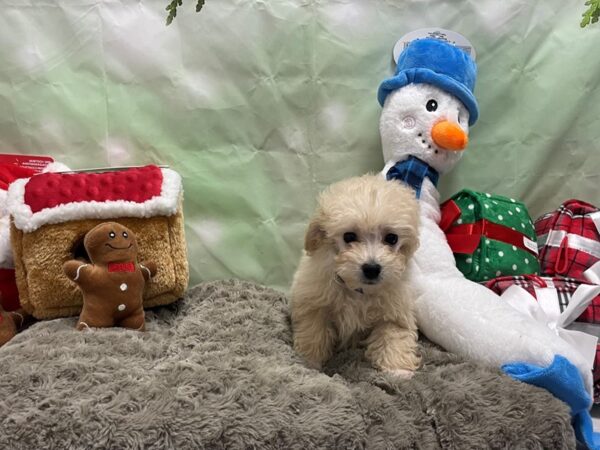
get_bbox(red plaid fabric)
[483,275,600,323]
[535,200,600,280]
[483,274,600,403]
[484,274,545,297]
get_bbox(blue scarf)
[385,156,439,198]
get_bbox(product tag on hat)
[0,154,54,173]
[392,28,476,64]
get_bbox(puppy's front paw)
[303,358,323,371]
[384,368,415,379]
[293,341,326,371]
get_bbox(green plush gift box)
[440,189,540,282]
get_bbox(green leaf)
[196,0,206,13]
[581,14,591,27]
[581,0,600,27]
[165,0,183,26]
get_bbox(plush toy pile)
[481,199,600,404]
[0,164,188,348]
[377,35,600,448]
[7,164,187,321]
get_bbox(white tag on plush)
[392,28,476,64]
[523,237,539,255]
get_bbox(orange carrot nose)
[431,121,469,151]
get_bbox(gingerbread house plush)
[6,165,188,319]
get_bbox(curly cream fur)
[291,175,421,375]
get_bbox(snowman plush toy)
[378,35,598,446]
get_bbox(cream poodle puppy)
[290,174,421,376]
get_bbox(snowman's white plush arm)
[410,208,593,394]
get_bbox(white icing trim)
[7,168,182,232]
[538,231,600,259]
[42,162,71,173]
[74,264,90,281]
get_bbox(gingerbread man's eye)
[122,231,128,239]
[109,231,116,239]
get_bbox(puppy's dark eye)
[109,231,116,239]
[384,233,398,246]
[122,231,128,238]
[426,99,438,112]
[343,232,358,243]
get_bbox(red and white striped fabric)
[484,274,600,324]
[535,200,600,282]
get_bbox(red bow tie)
[108,262,135,273]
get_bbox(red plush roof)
[24,165,164,213]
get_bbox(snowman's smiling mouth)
[416,132,439,154]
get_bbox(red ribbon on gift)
[440,200,537,256]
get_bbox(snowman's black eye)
[426,99,438,112]
[109,231,116,239]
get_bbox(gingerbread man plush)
[63,222,157,331]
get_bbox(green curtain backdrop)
[1,0,599,292]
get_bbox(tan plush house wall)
[7,166,189,319]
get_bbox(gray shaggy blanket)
[0,280,575,449]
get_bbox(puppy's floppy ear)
[399,226,420,258]
[403,235,420,258]
[304,212,326,254]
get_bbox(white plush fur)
[8,168,182,233]
[380,83,593,394]
[290,175,421,375]
[380,84,469,175]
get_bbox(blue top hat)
[377,38,479,126]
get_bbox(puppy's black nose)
[362,263,381,280]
